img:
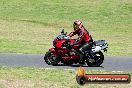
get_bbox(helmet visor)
[73,23,79,29]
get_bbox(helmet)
[73,20,83,31]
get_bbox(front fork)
[49,48,57,55]
[48,48,61,64]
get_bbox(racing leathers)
[69,26,93,63]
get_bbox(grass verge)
[0,0,131,56]
[0,67,132,88]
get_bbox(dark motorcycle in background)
[44,29,108,67]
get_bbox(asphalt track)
[0,53,132,72]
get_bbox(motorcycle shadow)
[55,64,104,68]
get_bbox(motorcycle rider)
[69,20,93,63]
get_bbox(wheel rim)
[46,52,60,65]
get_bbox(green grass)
[0,67,132,88]
[0,85,4,88]
[0,0,131,55]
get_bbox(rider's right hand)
[69,32,74,37]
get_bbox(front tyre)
[86,51,104,67]
[44,51,60,66]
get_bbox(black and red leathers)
[69,26,93,47]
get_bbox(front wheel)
[44,51,60,66]
[86,51,104,67]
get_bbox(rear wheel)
[86,51,104,67]
[44,51,60,66]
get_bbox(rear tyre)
[86,51,104,67]
[44,51,60,66]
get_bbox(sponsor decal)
[76,66,131,85]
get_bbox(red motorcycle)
[44,29,108,66]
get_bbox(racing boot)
[78,49,86,65]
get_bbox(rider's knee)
[79,48,83,52]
